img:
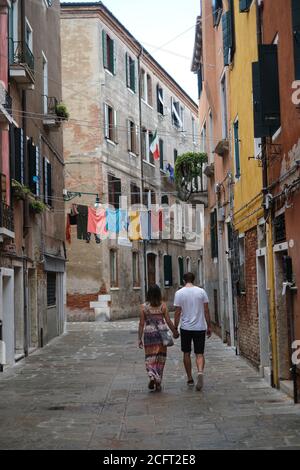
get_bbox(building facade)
[0,0,65,369]
[192,0,235,347]
[61,2,202,321]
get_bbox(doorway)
[257,252,271,379]
[0,269,14,366]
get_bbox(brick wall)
[237,227,260,367]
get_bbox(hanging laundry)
[77,205,88,240]
[71,204,79,216]
[87,207,107,236]
[69,213,78,225]
[66,214,71,244]
[150,209,160,240]
[106,208,120,235]
[140,210,150,240]
[128,210,142,241]
[166,163,175,182]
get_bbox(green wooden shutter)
[132,60,136,92]
[164,255,173,287]
[239,0,252,12]
[234,121,241,179]
[47,161,52,207]
[125,53,129,87]
[102,30,108,69]
[252,61,269,138]
[159,139,164,170]
[28,140,37,194]
[292,0,300,79]
[210,210,218,259]
[222,11,233,66]
[111,38,116,75]
[259,45,281,131]
[179,257,184,286]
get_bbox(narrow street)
[0,320,300,450]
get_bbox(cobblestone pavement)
[1,320,300,450]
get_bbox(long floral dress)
[143,303,167,384]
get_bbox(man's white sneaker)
[196,373,203,391]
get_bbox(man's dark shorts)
[180,328,206,355]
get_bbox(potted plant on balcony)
[29,198,47,215]
[11,179,31,201]
[55,102,69,121]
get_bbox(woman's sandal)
[148,378,155,390]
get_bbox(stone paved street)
[0,320,300,450]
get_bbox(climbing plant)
[175,152,208,201]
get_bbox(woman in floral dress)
[138,285,178,391]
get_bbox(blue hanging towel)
[106,208,120,234]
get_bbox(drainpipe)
[138,48,147,302]
[256,0,278,388]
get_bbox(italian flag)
[150,130,160,160]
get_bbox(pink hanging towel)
[88,207,108,235]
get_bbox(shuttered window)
[210,209,218,259]
[239,0,252,12]
[125,53,136,92]
[28,139,40,195]
[102,30,116,75]
[127,119,138,154]
[164,255,173,287]
[104,104,118,143]
[233,120,241,179]
[252,45,281,137]
[47,272,56,307]
[130,183,140,205]
[159,139,164,170]
[212,0,223,27]
[178,257,184,286]
[10,126,25,185]
[108,174,121,209]
[157,84,164,115]
[292,0,300,79]
[43,158,52,207]
[222,1,235,67]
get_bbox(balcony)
[0,83,13,127]
[9,40,35,89]
[43,96,69,129]
[0,201,15,242]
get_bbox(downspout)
[138,48,147,302]
[256,0,278,388]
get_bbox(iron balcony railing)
[0,201,14,233]
[0,83,12,116]
[9,38,35,76]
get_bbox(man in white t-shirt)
[174,272,211,391]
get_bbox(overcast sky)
[61,0,200,102]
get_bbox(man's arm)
[174,307,182,331]
[204,303,212,337]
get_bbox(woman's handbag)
[158,325,174,347]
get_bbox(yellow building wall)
[229,0,263,232]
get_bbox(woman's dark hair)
[147,284,162,307]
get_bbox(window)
[43,158,52,206]
[186,257,191,272]
[25,18,33,52]
[141,127,147,160]
[148,131,155,165]
[132,252,140,287]
[200,122,206,153]
[221,74,228,138]
[164,255,173,287]
[102,30,115,75]
[239,236,246,293]
[131,183,141,205]
[47,272,56,307]
[143,189,155,207]
[208,111,214,163]
[292,0,300,80]
[233,119,241,179]
[212,0,223,27]
[239,0,252,12]
[171,98,183,128]
[28,139,40,196]
[159,139,164,170]
[104,103,117,143]
[274,213,286,244]
[127,119,138,155]
[198,258,203,286]
[110,250,118,288]
[197,65,203,99]
[125,53,136,92]
[210,209,218,259]
[10,125,24,185]
[174,149,178,165]
[178,257,184,286]
[147,74,152,106]
[42,52,48,114]
[108,174,121,209]
[157,84,164,115]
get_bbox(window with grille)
[108,174,121,209]
[132,252,140,288]
[110,250,118,288]
[47,272,56,307]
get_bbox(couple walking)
[138,272,211,392]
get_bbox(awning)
[44,254,66,273]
